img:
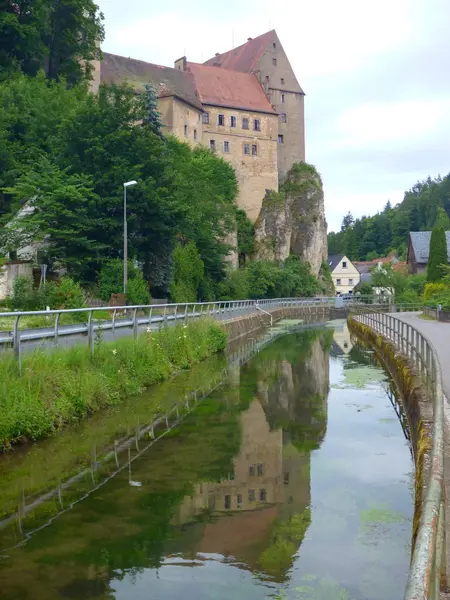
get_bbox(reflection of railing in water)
[0,320,323,552]
[385,383,411,445]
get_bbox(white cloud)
[334,99,450,149]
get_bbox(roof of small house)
[203,30,276,73]
[409,231,450,264]
[327,255,344,271]
[186,63,276,114]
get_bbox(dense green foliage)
[427,226,448,282]
[6,275,86,311]
[353,263,426,304]
[236,208,256,266]
[0,0,104,84]
[0,318,227,449]
[98,259,150,305]
[219,256,320,300]
[170,241,204,303]
[328,175,450,260]
[423,267,450,309]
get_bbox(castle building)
[91,30,305,223]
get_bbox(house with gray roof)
[407,231,450,274]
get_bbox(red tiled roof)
[187,63,276,114]
[203,30,276,73]
[101,52,203,110]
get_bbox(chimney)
[213,52,221,67]
[248,37,253,41]
[174,56,187,71]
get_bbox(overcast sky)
[98,0,450,232]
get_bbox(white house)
[328,255,360,296]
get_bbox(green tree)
[0,0,104,84]
[0,72,85,216]
[434,206,450,230]
[97,259,150,305]
[427,226,448,282]
[236,209,255,266]
[341,211,354,232]
[170,241,204,302]
[2,158,103,277]
[144,83,163,137]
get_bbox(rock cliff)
[254,163,327,276]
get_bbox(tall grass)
[0,318,227,450]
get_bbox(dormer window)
[342,261,347,268]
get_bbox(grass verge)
[0,318,227,450]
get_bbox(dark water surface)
[0,321,413,600]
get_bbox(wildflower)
[183,324,188,329]
[112,349,117,355]
[147,327,152,333]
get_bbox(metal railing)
[0,296,336,349]
[349,307,445,600]
[0,296,422,366]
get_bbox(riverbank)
[0,318,227,450]
[347,316,432,554]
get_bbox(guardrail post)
[112,308,117,332]
[13,314,22,375]
[54,311,60,344]
[184,304,188,322]
[133,308,138,339]
[88,309,94,358]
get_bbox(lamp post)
[123,180,137,300]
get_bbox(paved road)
[394,312,450,400]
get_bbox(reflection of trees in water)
[0,328,332,598]
[249,330,331,452]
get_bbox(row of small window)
[204,113,262,130]
[203,113,287,128]
[210,136,284,153]
[223,489,267,509]
[336,278,354,285]
[210,140,258,154]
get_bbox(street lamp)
[123,180,137,300]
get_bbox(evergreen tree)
[434,206,450,230]
[427,226,448,283]
[144,83,163,137]
[341,211,354,232]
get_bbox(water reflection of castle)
[172,334,330,580]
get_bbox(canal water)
[0,321,413,600]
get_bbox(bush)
[218,256,320,300]
[6,276,46,311]
[218,269,250,300]
[126,271,151,306]
[423,282,448,303]
[0,318,227,449]
[45,277,86,309]
[98,259,150,305]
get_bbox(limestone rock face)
[254,163,328,276]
